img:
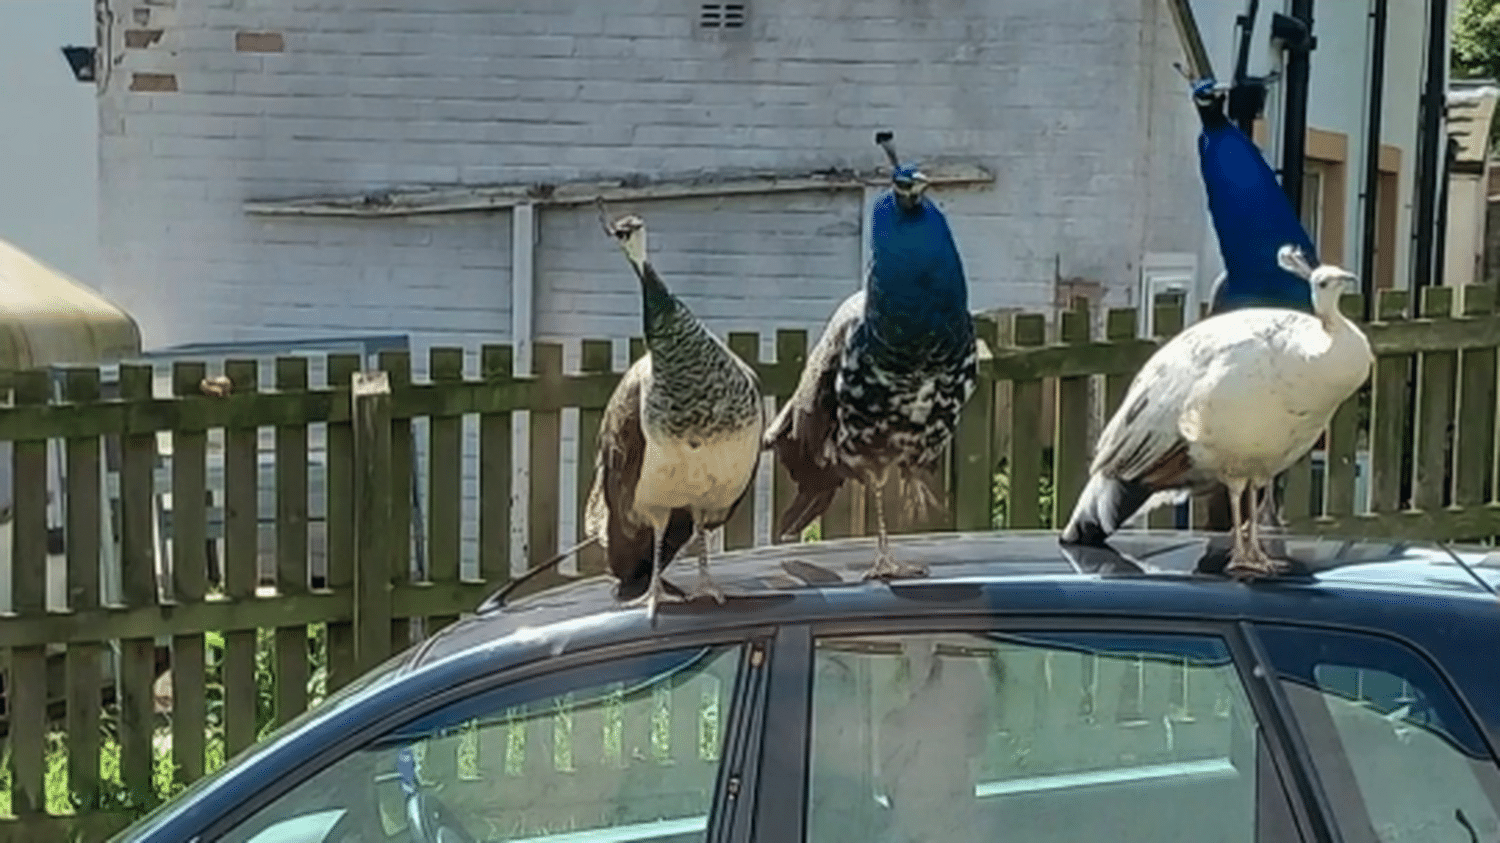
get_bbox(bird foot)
[623,579,687,620]
[862,553,929,582]
[686,576,728,605]
[1225,543,1290,580]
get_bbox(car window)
[807,629,1294,843]
[218,644,745,843]
[1255,624,1500,843]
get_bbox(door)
[791,621,1310,843]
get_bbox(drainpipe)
[1411,0,1450,293]
[511,203,536,575]
[1359,0,1390,320]
[1274,1,1317,215]
[1227,0,1263,136]
[1435,135,1458,289]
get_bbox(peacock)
[583,208,765,619]
[1062,245,1372,575]
[1196,78,1323,532]
[1062,79,1324,545]
[765,131,977,580]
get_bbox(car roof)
[409,530,1500,671]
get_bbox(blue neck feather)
[864,190,971,351]
[1198,118,1317,316]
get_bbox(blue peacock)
[1062,79,1322,546]
[765,131,977,579]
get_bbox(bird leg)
[623,523,685,621]
[862,480,928,581]
[685,525,727,605]
[1226,481,1285,579]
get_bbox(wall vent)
[699,3,746,29]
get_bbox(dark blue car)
[111,531,1500,843]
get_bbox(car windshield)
[108,647,414,843]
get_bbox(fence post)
[352,371,394,673]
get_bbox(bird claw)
[1225,545,1289,580]
[623,579,687,621]
[862,554,929,581]
[687,577,728,605]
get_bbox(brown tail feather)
[776,483,843,541]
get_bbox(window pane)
[1258,625,1500,843]
[808,631,1269,843]
[221,644,744,843]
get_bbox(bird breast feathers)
[1091,308,1371,477]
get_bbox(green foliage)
[1454,0,1500,80]
[990,449,1057,529]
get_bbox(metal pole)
[1359,0,1390,319]
[1278,0,1316,214]
[1411,0,1450,293]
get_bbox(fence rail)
[2,285,1499,841]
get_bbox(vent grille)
[699,3,746,29]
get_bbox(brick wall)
[96,0,1205,355]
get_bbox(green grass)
[2,624,329,819]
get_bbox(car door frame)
[752,613,1347,843]
[190,625,778,843]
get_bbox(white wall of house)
[0,0,100,286]
[94,0,1212,361]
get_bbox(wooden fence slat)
[1053,304,1092,525]
[1369,290,1412,513]
[223,359,260,757]
[954,330,996,532]
[1102,309,1137,417]
[427,347,464,634]
[63,368,104,810]
[117,364,159,807]
[273,357,309,727]
[479,345,514,584]
[724,332,760,549]
[1456,286,1496,507]
[1147,298,1185,529]
[575,341,611,574]
[378,350,414,649]
[1415,287,1457,511]
[324,354,360,691]
[171,362,209,785]
[1007,314,1047,528]
[527,344,566,592]
[1325,295,1366,517]
[8,370,49,816]
[352,370,395,675]
[770,331,806,542]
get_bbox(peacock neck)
[864,195,972,356]
[637,261,721,373]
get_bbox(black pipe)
[1359,0,1389,321]
[1411,0,1450,292]
[1435,135,1457,288]
[1276,1,1316,215]
[1228,0,1262,135]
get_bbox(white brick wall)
[97,0,1205,354]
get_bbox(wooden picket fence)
[1,284,1498,841]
